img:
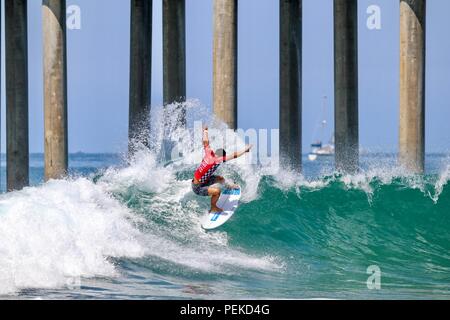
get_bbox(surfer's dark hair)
[215,148,226,157]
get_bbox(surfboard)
[201,187,241,230]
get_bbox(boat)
[308,96,335,161]
[308,138,335,161]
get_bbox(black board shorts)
[192,175,220,196]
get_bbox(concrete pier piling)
[334,0,359,173]
[280,0,302,171]
[163,0,186,124]
[399,0,426,173]
[43,0,68,181]
[0,0,431,190]
[5,0,29,191]
[129,0,152,149]
[213,0,238,130]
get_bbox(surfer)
[192,125,252,213]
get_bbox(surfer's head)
[215,148,226,158]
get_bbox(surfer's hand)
[227,145,252,161]
[202,124,210,146]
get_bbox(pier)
[43,0,69,181]
[280,0,302,171]
[0,0,429,191]
[334,0,359,173]
[213,0,238,130]
[163,0,186,123]
[399,0,426,173]
[5,0,29,190]
[129,0,152,149]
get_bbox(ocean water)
[1,103,450,300]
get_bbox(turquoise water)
[1,152,449,300]
[0,103,449,300]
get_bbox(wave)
[0,178,146,295]
[1,100,450,297]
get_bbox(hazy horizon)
[1,0,449,154]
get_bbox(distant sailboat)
[308,96,335,161]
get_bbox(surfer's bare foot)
[210,206,223,213]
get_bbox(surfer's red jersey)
[194,145,226,184]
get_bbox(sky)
[1,0,450,153]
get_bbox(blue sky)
[1,0,450,153]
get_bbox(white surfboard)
[201,187,241,230]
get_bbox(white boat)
[308,96,335,161]
[309,139,334,160]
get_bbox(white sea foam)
[1,99,449,296]
[432,164,450,203]
[0,162,280,295]
[267,156,450,204]
[0,100,282,295]
[0,178,146,295]
[99,150,173,194]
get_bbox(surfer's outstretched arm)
[202,125,209,147]
[225,145,252,162]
